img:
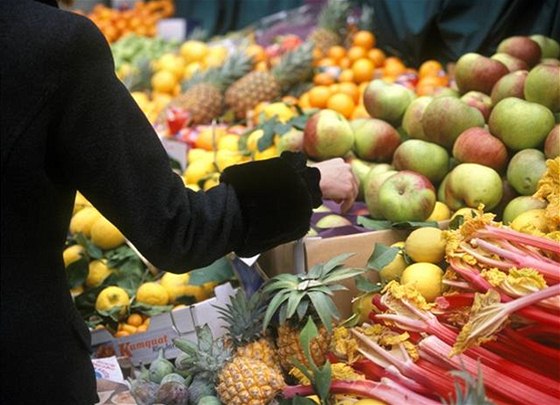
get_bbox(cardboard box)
[91,282,237,366]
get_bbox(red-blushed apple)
[277,127,304,153]
[362,79,416,127]
[506,149,547,196]
[460,91,493,121]
[490,70,528,105]
[490,53,528,72]
[421,96,485,150]
[444,163,503,211]
[489,97,555,151]
[502,196,547,224]
[454,53,509,95]
[351,118,401,162]
[350,157,375,201]
[524,63,560,112]
[497,36,542,67]
[364,169,398,219]
[452,127,509,173]
[315,214,352,229]
[432,87,459,98]
[377,170,436,222]
[392,139,450,184]
[544,125,559,159]
[402,96,433,140]
[303,109,354,161]
[530,34,560,59]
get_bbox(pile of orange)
[415,60,449,96]
[84,0,175,43]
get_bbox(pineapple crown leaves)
[262,253,365,333]
[271,41,314,90]
[214,289,268,347]
[173,324,232,382]
[317,0,351,33]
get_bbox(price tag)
[160,137,187,172]
[157,18,187,42]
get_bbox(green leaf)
[75,233,103,259]
[187,257,235,285]
[314,361,332,403]
[257,119,278,151]
[131,302,173,316]
[367,244,399,271]
[321,267,364,284]
[74,285,104,318]
[320,253,354,275]
[286,290,305,320]
[174,295,197,306]
[66,257,89,288]
[274,122,292,135]
[299,317,319,371]
[307,292,336,333]
[263,290,290,330]
[97,306,126,322]
[391,220,439,229]
[449,214,467,230]
[354,275,383,293]
[288,114,310,130]
[357,217,392,230]
[296,299,309,321]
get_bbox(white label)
[160,137,188,171]
[157,18,187,42]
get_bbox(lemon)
[86,259,114,288]
[405,227,446,264]
[400,262,444,302]
[180,40,209,63]
[73,191,92,215]
[160,272,209,303]
[95,286,130,315]
[215,149,243,171]
[69,206,102,237]
[510,208,548,234]
[90,216,126,250]
[183,159,217,185]
[254,145,279,160]
[378,241,407,283]
[187,148,213,164]
[217,134,240,151]
[155,53,185,80]
[354,399,387,405]
[136,282,170,306]
[203,173,221,191]
[262,102,296,123]
[63,244,86,267]
[246,129,264,153]
[70,285,84,298]
[183,61,203,80]
[151,70,178,94]
[426,201,452,221]
[185,183,201,192]
[130,91,151,111]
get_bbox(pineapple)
[308,0,351,55]
[157,51,254,126]
[216,289,283,375]
[174,324,285,405]
[262,254,364,373]
[224,41,314,119]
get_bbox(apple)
[276,127,304,153]
[421,96,485,149]
[315,214,352,229]
[488,97,555,151]
[377,170,436,222]
[313,204,332,213]
[460,91,493,121]
[454,53,509,94]
[444,163,503,210]
[544,125,560,159]
[437,174,449,202]
[530,34,560,59]
[350,158,375,201]
[490,70,528,105]
[497,36,542,67]
[401,96,433,140]
[490,53,528,72]
[541,58,560,66]
[363,169,398,219]
[362,79,416,126]
[524,63,560,112]
[452,127,509,173]
[502,196,547,225]
[492,178,519,221]
[351,118,401,162]
[432,87,460,98]
[506,149,547,196]
[392,139,450,184]
[303,109,354,160]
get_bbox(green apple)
[506,149,547,196]
[401,96,433,140]
[530,34,560,59]
[303,109,354,160]
[350,158,375,201]
[502,196,547,224]
[392,139,450,184]
[363,79,416,127]
[364,169,398,219]
[524,63,560,112]
[315,214,352,229]
[444,163,503,210]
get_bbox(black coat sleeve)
[52,16,320,271]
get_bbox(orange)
[246,44,266,63]
[352,58,375,83]
[114,330,130,338]
[254,60,269,72]
[367,48,385,67]
[383,56,406,78]
[416,76,448,96]
[339,57,351,69]
[337,82,360,103]
[418,59,444,78]
[338,69,354,83]
[347,46,367,62]
[351,103,370,119]
[308,85,332,108]
[298,92,311,109]
[352,30,376,50]
[327,45,347,63]
[312,47,324,64]
[126,313,143,327]
[329,83,340,94]
[326,92,355,118]
[317,57,337,67]
[313,72,336,86]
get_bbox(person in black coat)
[0,0,358,403]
